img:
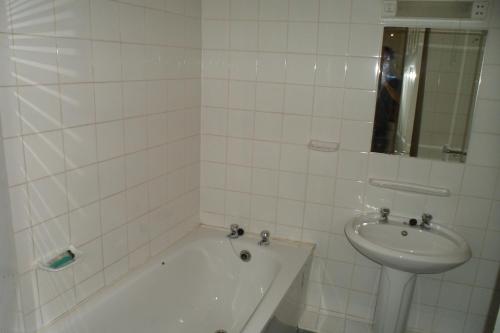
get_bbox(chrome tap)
[379,207,390,223]
[420,213,432,230]
[258,230,270,246]
[228,224,244,239]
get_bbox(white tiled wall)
[0,0,498,332]
[200,0,500,332]
[0,0,201,331]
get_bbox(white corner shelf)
[369,178,451,197]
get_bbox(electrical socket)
[471,1,489,20]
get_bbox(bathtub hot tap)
[420,213,433,230]
[258,230,270,246]
[228,224,245,239]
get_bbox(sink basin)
[345,214,471,273]
[345,213,471,333]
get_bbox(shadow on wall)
[8,0,86,261]
[4,0,104,329]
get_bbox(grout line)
[246,0,261,233]
[272,0,291,237]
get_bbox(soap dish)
[37,246,83,272]
[308,140,339,152]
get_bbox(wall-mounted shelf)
[369,178,451,197]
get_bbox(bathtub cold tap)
[379,207,390,223]
[228,224,245,239]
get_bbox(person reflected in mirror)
[372,46,402,154]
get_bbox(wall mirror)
[371,27,487,162]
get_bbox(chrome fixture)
[239,250,251,262]
[420,213,432,230]
[228,224,244,239]
[379,207,390,223]
[258,230,270,246]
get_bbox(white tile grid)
[200,0,500,333]
[0,0,201,331]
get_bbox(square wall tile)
[259,22,288,52]
[289,0,319,21]
[318,23,350,56]
[60,84,96,128]
[57,38,93,83]
[24,131,65,180]
[92,42,122,82]
[230,0,258,20]
[0,87,21,138]
[348,24,382,57]
[345,57,379,90]
[259,0,288,20]
[119,3,145,43]
[64,125,97,169]
[257,53,287,83]
[28,174,68,224]
[90,0,120,40]
[319,0,351,23]
[230,21,258,51]
[284,85,314,115]
[69,202,100,247]
[18,85,61,134]
[288,22,318,54]
[55,0,91,39]
[4,137,26,186]
[13,35,58,85]
[315,56,347,87]
[67,165,99,210]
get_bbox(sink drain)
[215,330,227,333]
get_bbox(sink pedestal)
[373,267,416,333]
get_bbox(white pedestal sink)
[345,212,471,333]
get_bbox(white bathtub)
[40,226,314,333]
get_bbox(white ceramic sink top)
[345,214,471,273]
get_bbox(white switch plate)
[471,1,489,19]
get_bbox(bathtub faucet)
[258,230,270,246]
[228,224,245,239]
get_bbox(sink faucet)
[379,207,390,223]
[228,224,244,239]
[420,213,432,230]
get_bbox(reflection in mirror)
[371,27,487,162]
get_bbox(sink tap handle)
[379,207,390,221]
